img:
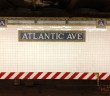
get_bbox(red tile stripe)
[88,73,95,80]
[60,72,70,79]
[99,73,106,80]
[51,72,61,79]
[106,75,110,80]
[15,72,24,79]
[33,72,43,79]
[69,72,79,79]
[42,72,52,79]
[5,72,15,79]
[0,72,6,78]
[78,73,88,79]
[23,72,33,79]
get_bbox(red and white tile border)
[0,72,110,80]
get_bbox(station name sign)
[18,31,86,42]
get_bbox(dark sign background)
[19,31,86,42]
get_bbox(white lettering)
[56,33,64,39]
[78,33,83,40]
[22,33,28,39]
[28,33,32,39]
[0,21,5,26]
[39,33,44,39]
[33,33,38,39]
[71,33,77,39]
[51,33,55,39]
[67,34,73,39]
[44,33,50,39]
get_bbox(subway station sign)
[19,31,86,42]
[0,17,110,74]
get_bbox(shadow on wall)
[0,0,110,17]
